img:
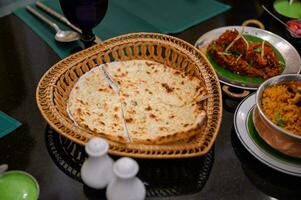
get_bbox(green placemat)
[0,111,22,138]
[14,0,231,58]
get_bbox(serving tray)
[36,32,222,158]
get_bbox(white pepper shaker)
[80,137,114,189]
[106,157,146,200]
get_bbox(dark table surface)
[1,0,301,199]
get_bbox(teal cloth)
[0,111,22,138]
[14,0,231,58]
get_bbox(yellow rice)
[261,81,301,136]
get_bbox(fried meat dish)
[207,29,282,79]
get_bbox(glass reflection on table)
[231,127,301,199]
[45,125,214,199]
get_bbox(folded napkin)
[14,0,231,58]
[0,111,22,138]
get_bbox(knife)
[36,1,102,44]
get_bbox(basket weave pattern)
[36,33,222,158]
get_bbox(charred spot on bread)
[145,106,152,111]
[146,61,156,66]
[125,117,134,123]
[149,113,157,119]
[161,83,174,93]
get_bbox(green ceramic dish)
[273,0,301,19]
[0,171,39,200]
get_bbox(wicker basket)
[36,33,222,158]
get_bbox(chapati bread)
[67,60,207,144]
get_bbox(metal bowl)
[254,74,301,158]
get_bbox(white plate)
[234,93,301,177]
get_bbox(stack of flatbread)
[67,60,208,144]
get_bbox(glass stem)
[81,29,95,48]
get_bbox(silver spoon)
[262,5,301,38]
[26,6,80,42]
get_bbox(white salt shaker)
[80,137,114,189]
[106,157,146,200]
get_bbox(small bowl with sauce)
[0,164,39,200]
[287,19,301,38]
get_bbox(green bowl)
[0,170,39,200]
[273,0,301,19]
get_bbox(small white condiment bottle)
[106,157,146,200]
[80,137,114,189]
